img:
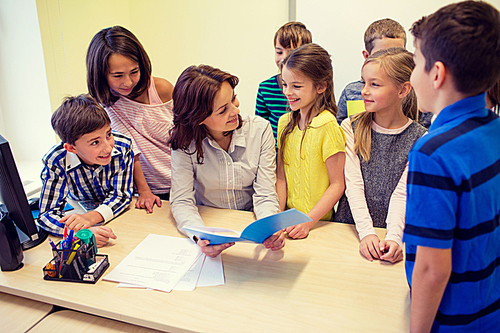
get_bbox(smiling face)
[200,81,240,137]
[361,62,403,115]
[64,125,115,166]
[282,66,320,115]
[106,53,140,97]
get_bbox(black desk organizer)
[43,238,109,284]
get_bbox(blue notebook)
[184,209,312,245]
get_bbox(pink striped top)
[106,77,173,194]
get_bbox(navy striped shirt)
[255,75,289,146]
[403,94,500,331]
[38,132,134,236]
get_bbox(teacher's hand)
[263,230,285,251]
[196,239,235,257]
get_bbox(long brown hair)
[86,26,152,107]
[353,47,417,161]
[168,65,242,164]
[278,43,337,163]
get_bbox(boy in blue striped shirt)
[38,95,134,247]
[255,22,312,145]
[403,2,500,332]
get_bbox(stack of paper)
[104,234,224,292]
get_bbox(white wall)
[297,0,500,99]
[0,0,54,164]
[2,0,500,170]
[36,0,289,118]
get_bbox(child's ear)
[398,82,412,98]
[432,61,446,90]
[316,81,327,94]
[63,143,78,154]
[362,50,370,59]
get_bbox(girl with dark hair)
[86,26,174,213]
[335,48,426,263]
[169,65,284,257]
[277,43,346,240]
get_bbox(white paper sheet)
[104,234,202,292]
[173,254,205,291]
[196,255,225,287]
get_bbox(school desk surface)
[0,200,410,333]
[0,292,52,332]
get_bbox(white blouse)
[170,113,280,238]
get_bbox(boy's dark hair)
[364,18,406,54]
[411,1,500,96]
[274,22,312,49]
[86,26,152,107]
[51,95,111,145]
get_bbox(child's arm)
[341,119,381,260]
[410,246,452,333]
[133,156,162,213]
[38,155,72,236]
[285,152,345,239]
[89,226,117,248]
[153,77,174,103]
[379,164,408,263]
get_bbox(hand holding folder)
[184,209,312,245]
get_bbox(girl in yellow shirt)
[277,43,346,239]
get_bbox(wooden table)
[0,292,52,333]
[29,310,164,333]
[0,201,410,332]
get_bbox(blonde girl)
[277,43,346,239]
[335,47,427,263]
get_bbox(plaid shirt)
[38,132,134,236]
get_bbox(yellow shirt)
[278,110,346,220]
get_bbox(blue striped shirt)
[255,75,289,146]
[38,132,134,236]
[403,94,500,331]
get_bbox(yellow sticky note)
[347,100,365,117]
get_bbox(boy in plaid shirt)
[38,95,134,247]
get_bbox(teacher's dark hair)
[86,26,152,107]
[168,65,242,164]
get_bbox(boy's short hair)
[274,22,312,49]
[364,18,406,54]
[51,94,111,145]
[411,1,500,96]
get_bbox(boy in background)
[403,1,500,331]
[337,18,432,127]
[255,22,312,144]
[38,95,134,247]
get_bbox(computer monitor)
[0,134,47,250]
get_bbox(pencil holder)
[43,237,109,284]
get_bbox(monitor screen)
[0,134,47,250]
